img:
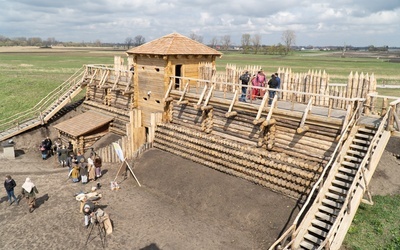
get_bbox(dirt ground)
[0,107,399,249]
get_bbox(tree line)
[0,30,297,55]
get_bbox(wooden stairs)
[291,117,391,249]
[0,66,88,142]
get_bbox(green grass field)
[0,47,399,249]
[218,51,400,84]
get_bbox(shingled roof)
[126,32,222,56]
[53,111,113,137]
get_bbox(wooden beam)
[225,89,238,117]
[164,78,174,100]
[88,69,98,86]
[112,70,121,90]
[177,82,190,105]
[98,70,110,88]
[341,104,352,134]
[297,97,313,134]
[193,85,208,110]
[203,83,215,108]
[263,95,278,126]
[253,92,269,124]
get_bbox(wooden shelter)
[126,32,222,127]
[53,110,114,153]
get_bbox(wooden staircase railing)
[0,66,87,142]
[281,106,390,250]
[268,101,363,250]
[315,109,391,249]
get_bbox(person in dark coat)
[267,74,279,105]
[83,199,96,228]
[4,175,18,205]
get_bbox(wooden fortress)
[50,32,393,249]
[53,32,378,199]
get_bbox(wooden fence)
[95,136,153,163]
[199,63,377,111]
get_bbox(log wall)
[155,97,341,199]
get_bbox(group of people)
[69,152,103,184]
[4,175,39,213]
[39,137,104,185]
[239,70,281,105]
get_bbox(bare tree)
[209,37,219,49]
[27,37,42,46]
[281,30,296,55]
[133,35,146,46]
[94,39,102,47]
[220,35,231,51]
[189,32,203,43]
[45,37,56,46]
[125,37,133,49]
[241,33,251,54]
[251,34,262,54]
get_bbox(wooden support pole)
[193,85,208,110]
[203,83,215,108]
[177,82,190,105]
[340,104,352,135]
[297,97,313,134]
[254,92,269,122]
[164,78,174,100]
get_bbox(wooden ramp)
[0,66,87,142]
[290,115,391,249]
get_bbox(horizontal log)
[170,119,204,131]
[154,136,307,197]
[212,126,258,142]
[225,111,237,118]
[272,146,328,164]
[212,119,260,135]
[262,118,276,126]
[276,126,336,142]
[201,105,213,111]
[297,126,309,134]
[274,133,336,151]
[177,100,189,105]
[274,139,331,158]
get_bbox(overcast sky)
[1,0,399,47]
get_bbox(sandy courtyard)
[0,105,399,249]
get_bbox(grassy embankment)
[0,48,399,249]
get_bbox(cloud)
[0,0,399,46]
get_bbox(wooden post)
[193,85,208,109]
[297,97,313,134]
[164,78,174,100]
[177,82,190,105]
[253,92,269,124]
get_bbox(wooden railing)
[171,76,363,119]
[268,101,364,250]
[317,105,391,249]
[0,66,86,133]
